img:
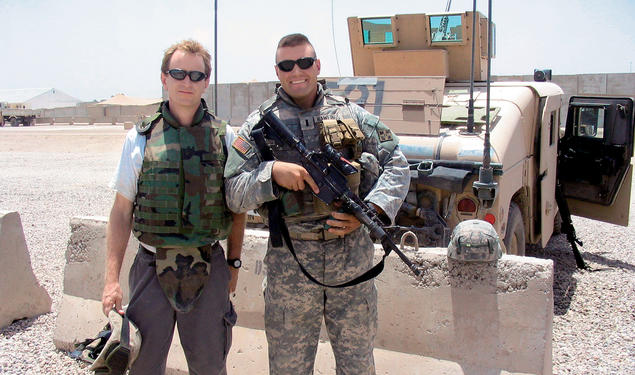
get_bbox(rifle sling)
[251,124,389,287]
[121,314,130,351]
[274,202,388,288]
[252,127,283,248]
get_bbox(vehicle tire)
[503,202,525,256]
[10,117,18,127]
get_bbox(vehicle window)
[550,110,557,145]
[430,14,463,43]
[574,106,605,139]
[362,18,394,45]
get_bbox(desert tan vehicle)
[323,11,634,256]
[0,102,37,127]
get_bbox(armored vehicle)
[325,11,634,255]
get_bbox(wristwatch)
[227,258,242,269]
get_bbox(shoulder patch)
[377,127,393,143]
[373,120,399,152]
[231,136,252,157]
[136,112,162,135]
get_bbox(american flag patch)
[232,136,252,156]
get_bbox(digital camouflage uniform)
[224,84,410,375]
[127,100,236,375]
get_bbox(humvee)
[323,11,634,255]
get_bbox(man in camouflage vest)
[101,39,246,374]
[224,34,410,374]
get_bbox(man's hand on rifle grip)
[326,210,361,236]
[272,161,320,194]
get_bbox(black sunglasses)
[276,57,316,72]
[165,69,207,82]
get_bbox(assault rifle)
[252,110,422,288]
[554,180,588,269]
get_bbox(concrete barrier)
[54,217,552,375]
[0,211,52,328]
[232,231,554,375]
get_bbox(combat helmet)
[72,309,141,374]
[447,219,503,262]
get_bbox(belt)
[288,229,343,241]
[140,242,216,256]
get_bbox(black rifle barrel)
[261,111,422,277]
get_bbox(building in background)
[97,93,161,107]
[0,88,81,109]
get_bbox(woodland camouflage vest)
[133,102,232,247]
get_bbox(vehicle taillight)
[457,198,477,213]
[484,213,496,225]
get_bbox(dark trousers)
[126,243,236,375]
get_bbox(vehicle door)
[557,96,634,226]
[539,95,561,246]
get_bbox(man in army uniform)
[101,39,246,374]
[224,34,410,374]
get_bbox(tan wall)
[199,81,278,125]
[192,73,635,128]
[36,103,158,125]
[494,73,635,98]
[494,73,635,124]
[36,73,632,126]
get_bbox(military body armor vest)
[133,103,232,248]
[260,91,365,223]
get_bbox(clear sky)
[1,0,633,102]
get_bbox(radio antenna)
[466,0,477,133]
[472,0,498,208]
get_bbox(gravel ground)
[0,148,115,375]
[0,126,633,374]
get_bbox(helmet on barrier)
[447,219,502,262]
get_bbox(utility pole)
[214,0,218,114]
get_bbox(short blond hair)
[161,39,211,77]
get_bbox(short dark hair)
[275,33,316,62]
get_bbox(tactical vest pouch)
[280,190,303,217]
[312,197,332,218]
[320,118,365,159]
[155,244,213,313]
[313,118,363,217]
[345,161,361,195]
